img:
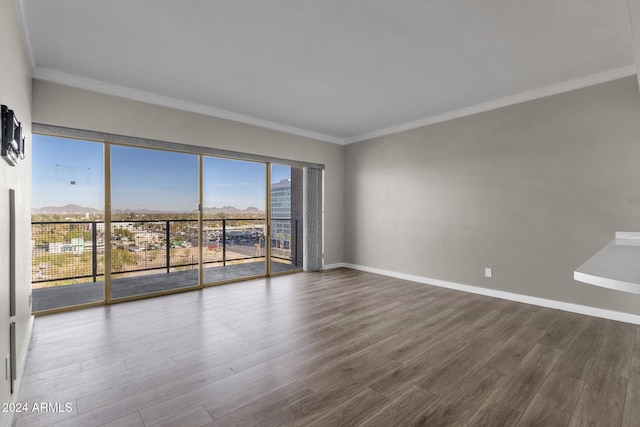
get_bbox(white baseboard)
[343,263,640,326]
[322,262,346,270]
[2,315,35,427]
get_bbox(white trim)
[344,263,640,325]
[15,0,36,69]
[615,231,640,240]
[32,67,345,145]
[32,64,638,147]
[574,270,640,295]
[322,262,346,270]
[344,65,638,144]
[2,315,34,427]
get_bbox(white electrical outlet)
[484,267,493,278]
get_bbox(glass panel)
[202,157,266,283]
[110,145,199,299]
[270,165,303,274]
[31,135,105,312]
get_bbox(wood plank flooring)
[13,268,640,426]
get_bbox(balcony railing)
[32,218,301,286]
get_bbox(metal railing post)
[166,220,171,274]
[222,219,227,266]
[92,221,98,282]
[293,219,298,267]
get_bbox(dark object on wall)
[9,189,15,317]
[10,321,16,393]
[9,190,17,394]
[2,105,25,166]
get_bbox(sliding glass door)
[270,165,304,274]
[109,145,199,300]
[202,156,267,284]
[31,132,315,313]
[31,135,105,312]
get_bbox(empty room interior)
[4,0,640,425]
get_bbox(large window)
[30,131,314,313]
[31,135,105,312]
[202,156,267,283]
[110,145,199,299]
[270,164,304,273]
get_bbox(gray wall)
[344,76,640,316]
[32,79,344,266]
[26,30,640,319]
[0,0,33,423]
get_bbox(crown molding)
[32,67,345,145]
[344,65,638,144]
[15,0,36,69]
[33,64,638,147]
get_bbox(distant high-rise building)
[271,178,291,242]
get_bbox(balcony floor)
[32,261,300,313]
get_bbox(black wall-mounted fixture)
[2,105,25,166]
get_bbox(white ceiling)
[18,0,638,144]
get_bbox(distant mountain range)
[32,204,265,215]
[32,204,100,215]
[202,206,263,214]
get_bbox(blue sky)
[33,135,291,211]
[32,135,105,210]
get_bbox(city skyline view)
[33,134,291,212]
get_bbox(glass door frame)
[268,164,304,278]
[199,155,271,287]
[106,142,202,303]
[31,125,316,314]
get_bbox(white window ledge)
[574,232,640,294]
